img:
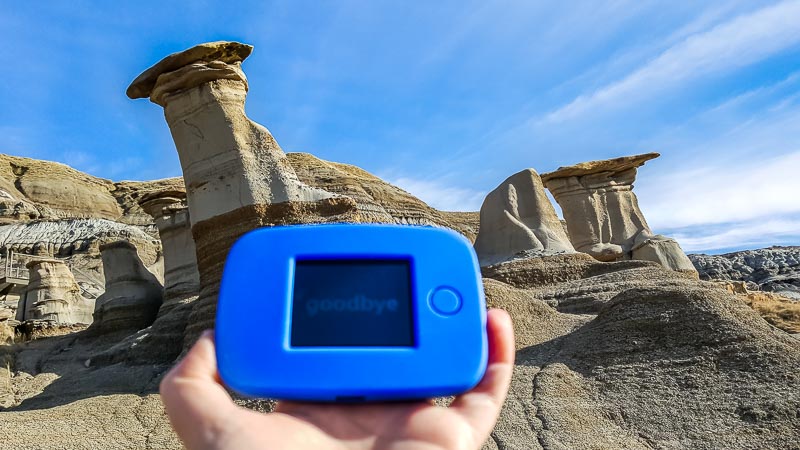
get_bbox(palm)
[160,310,514,450]
[230,401,478,449]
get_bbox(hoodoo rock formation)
[138,191,199,315]
[473,169,575,266]
[127,41,359,345]
[19,259,93,324]
[92,241,163,333]
[542,153,695,273]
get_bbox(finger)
[449,308,515,441]
[160,330,239,448]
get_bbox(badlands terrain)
[0,41,798,449]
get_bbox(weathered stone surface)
[542,153,695,274]
[20,259,93,324]
[0,155,121,221]
[0,219,159,259]
[111,177,186,229]
[631,234,696,272]
[0,319,13,345]
[139,192,199,316]
[481,256,800,449]
[92,241,163,333]
[126,41,253,100]
[128,42,360,347]
[473,169,575,266]
[542,152,660,180]
[287,152,477,238]
[691,246,800,300]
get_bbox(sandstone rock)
[92,241,163,333]
[139,192,199,316]
[690,246,800,300]
[482,256,800,449]
[111,177,186,229]
[18,259,94,325]
[287,152,478,238]
[0,155,121,221]
[126,41,253,101]
[0,319,13,344]
[439,211,480,243]
[20,259,94,324]
[0,184,40,224]
[631,234,696,272]
[542,153,696,273]
[0,219,160,260]
[127,41,359,347]
[473,169,575,266]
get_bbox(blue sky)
[1,1,799,254]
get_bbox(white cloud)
[670,218,800,253]
[639,151,800,231]
[543,0,800,123]
[387,177,485,212]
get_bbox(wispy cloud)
[387,176,485,212]
[669,217,800,253]
[639,151,800,230]
[543,0,800,123]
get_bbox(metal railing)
[1,250,36,280]
[0,248,104,298]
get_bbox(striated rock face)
[128,41,359,346]
[690,246,800,301]
[92,241,163,333]
[542,153,695,273]
[139,192,199,315]
[473,169,575,266]
[0,154,185,232]
[287,152,477,237]
[0,155,120,221]
[0,219,160,259]
[21,259,94,324]
[111,178,186,229]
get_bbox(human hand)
[160,309,515,450]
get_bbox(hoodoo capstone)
[127,41,359,346]
[473,169,575,266]
[542,153,695,273]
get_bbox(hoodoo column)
[127,41,359,346]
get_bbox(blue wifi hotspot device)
[215,224,488,402]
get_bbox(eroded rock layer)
[691,246,800,300]
[473,169,575,266]
[92,241,163,333]
[542,153,695,273]
[21,259,94,324]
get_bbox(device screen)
[291,259,414,347]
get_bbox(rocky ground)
[690,246,800,300]
[0,154,798,449]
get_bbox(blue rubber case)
[215,224,488,402]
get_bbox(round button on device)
[430,287,462,315]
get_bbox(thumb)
[160,330,239,448]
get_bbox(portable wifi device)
[215,224,488,402]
